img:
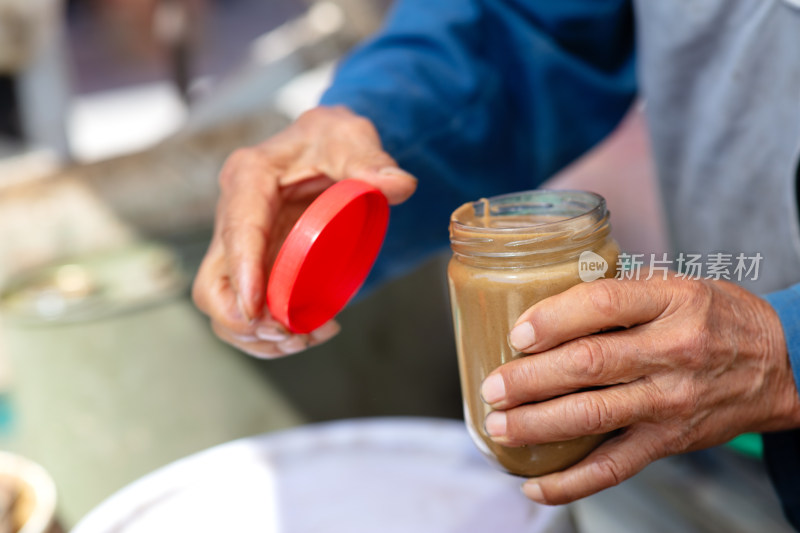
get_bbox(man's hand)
[193,106,417,358]
[480,274,800,504]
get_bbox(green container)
[726,433,763,459]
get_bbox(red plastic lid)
[266,179,389,334]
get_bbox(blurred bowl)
[0,243,187,325]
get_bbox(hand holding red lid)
[192,106,417,358]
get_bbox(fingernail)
[484,411,507,438]
[277,336,307,354]
[480,374,506,405]
[241,345,283,360]
[231,333,260,343]
[509,322,535,351]
[310,321,341,342]
[522,481,544,503]
[256,324,289,342]
[378,166,416,180]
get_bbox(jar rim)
[450,189,606,233]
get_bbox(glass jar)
[447,190,620,477]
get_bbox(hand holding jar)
[449,191,800,505]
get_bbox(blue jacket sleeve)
[320,0,637,284]
[763,287,800,531]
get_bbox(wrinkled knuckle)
[588,280,624,318]
[676,324,712,365]
[650,375,697,421]
[639,378,667,419]
[683,281,715,317]
[662,425,693,455]
[670,322,701,355]
[571,338,607,379]
[219,148,253,188]
[574,395,610,434]
[591,453,626,488]
[670,379,700,417]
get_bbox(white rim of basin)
[73,417,574,533]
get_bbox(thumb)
[348,166,418,206]
[310,107,417,204]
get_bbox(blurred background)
[0,1,792,532]
[0,0,460,528]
